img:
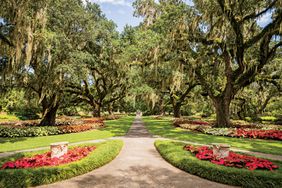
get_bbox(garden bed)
[155,140,282,188]
[0,118,104,138]
[174,118,282,141]
[0,140,123,188]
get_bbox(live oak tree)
[232,55,282,120]
[186,0,282,127]
[0,0,49,69]
[66,13,130,117]
[0,0,103,125]
[133,0,199,117]
[24,0,94,126]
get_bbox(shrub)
[173,118,209,127]
[155,140,282,188]
[0,118,105,137]
[0,140,123,188]
[0,126,60,137]
[260,116,277,122]
[202,128,235,136]
[103,115,121,120]
[58,125,93,134]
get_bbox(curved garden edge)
[154,140,282,188]
[0,140,123,188]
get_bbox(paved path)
[38,117,232,188]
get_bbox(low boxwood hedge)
[0,126,60,137]
[0,124,97,138]
[0,140,123,188]
[155,140,282,188]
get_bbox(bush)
[58,125,93,134]
[0,140,123,188]
[0,126,60,137]
[260,116,277,122]
[173,118,209,127]
[103,115,122,120]
[0,118,105,138]
[155,140,282,188]
[0,113,19,121]
[202,128,234,136]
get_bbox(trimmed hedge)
[0,124,100,138]
[0,140,123,188]
[0,126,60,137]
[155,140,282,188]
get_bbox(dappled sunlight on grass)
[143,117,282,155]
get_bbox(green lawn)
[0,116,134,152]
[143,117,282,155]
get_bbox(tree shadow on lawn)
[145,121,282,155]
[100,118,134,136]
[0,137,27,144]
[64,165,229,188]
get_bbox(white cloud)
[117,9,126,15]
[92,0,131,6]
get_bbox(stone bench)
[50,142,69,158]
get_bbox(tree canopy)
[0,0,281,127]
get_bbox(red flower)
[1,146,96,170]
[183,144,279,171]
[235,129,282,140]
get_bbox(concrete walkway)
[38,117,232,188]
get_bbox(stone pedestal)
[212,143,230,159]
[50,142,69,158]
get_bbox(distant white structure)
[136,110,142,117]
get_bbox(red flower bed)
[184,145,278,171]
[58,125,93,133]
[235,129,282,140]
[1,146,96,170]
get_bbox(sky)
[91,0,142,32]
[0,0,271,32]
[91,0,271,32]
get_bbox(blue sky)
[0,0,271,32]
[91,0,271,32]
[91,0,142,32]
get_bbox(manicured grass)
[260,116,277,122]
[143,117,282,155]
[0,116,134,152]
[0,140,123,188]
[0,113,19,122]
[155,140,282,188]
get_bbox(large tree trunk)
[159,96,165,116]
[213,97,232,127]
[173,103,181,118]
[40,105,59,126]
[39,96,59,126]
[108,104,113,115]
[92,103,101,117]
